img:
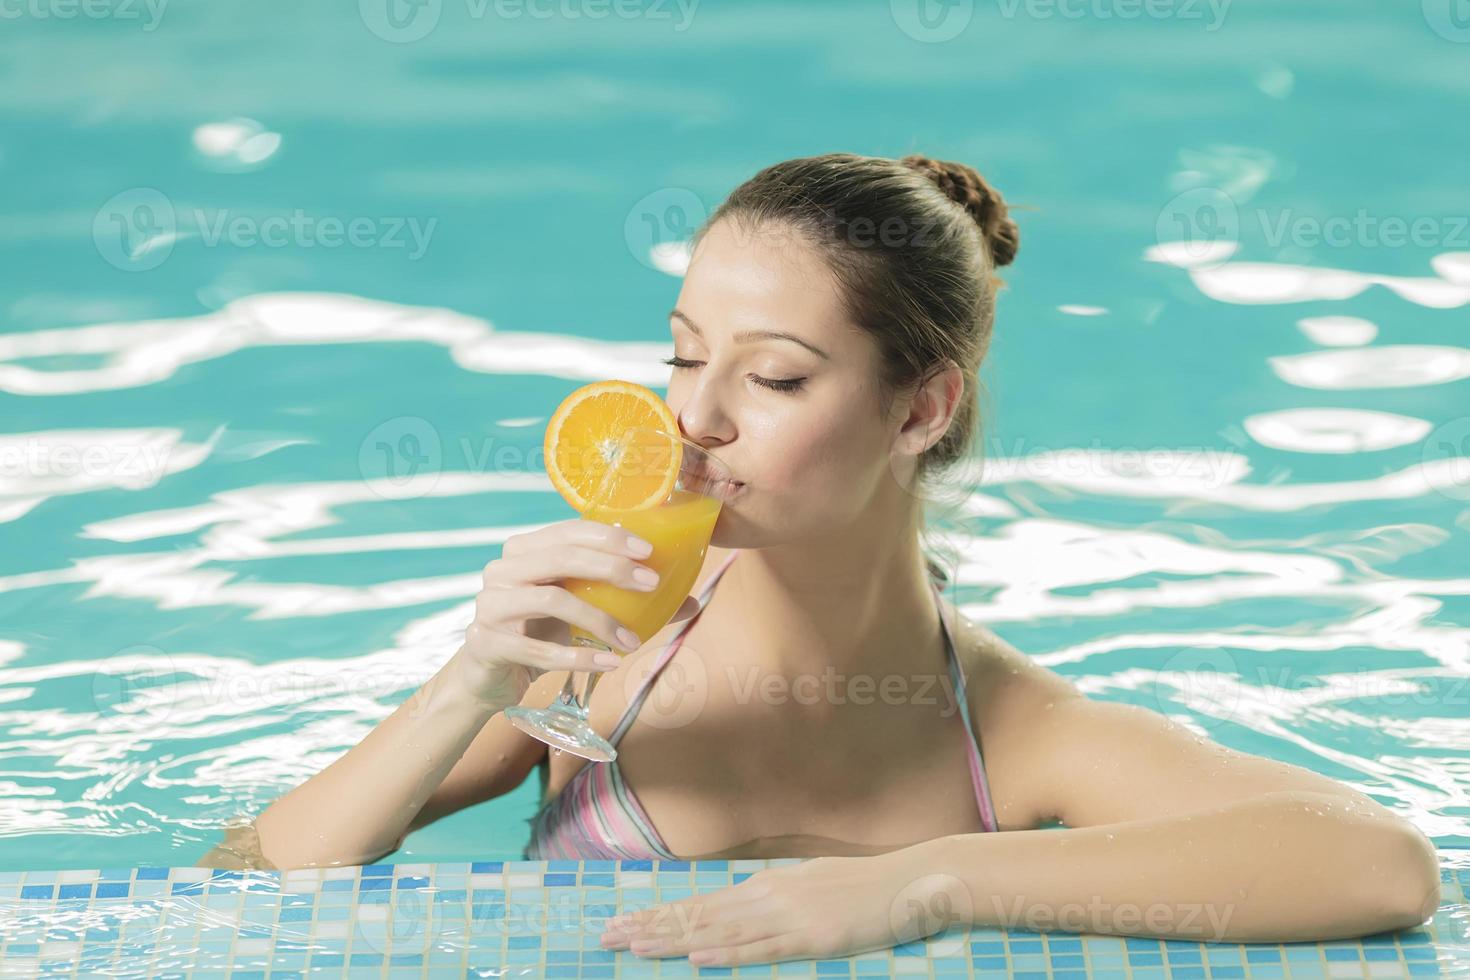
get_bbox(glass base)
[504,702,617,763]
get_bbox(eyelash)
[662,356,807,394]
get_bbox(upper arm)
[407,670,567,832]
[958,618,1391,830]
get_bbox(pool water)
[1,0,1467,882]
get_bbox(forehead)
[678,219,848,339]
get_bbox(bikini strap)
[932,578,1000,833]
[607,550,740,747]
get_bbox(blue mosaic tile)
[0,859,1460,977]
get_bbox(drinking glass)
[504,427,736,762]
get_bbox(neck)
[710,509,944,677]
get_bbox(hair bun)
[900,154,1020,267]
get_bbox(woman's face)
[666,218,912,548]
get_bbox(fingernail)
[632,567,659,589]
[627,538,653,558]
[595,652,623,668]
[616,628,641,651]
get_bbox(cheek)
[742,397,880,494]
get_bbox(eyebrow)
[670,309,831,361]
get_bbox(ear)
[892,360,964,457]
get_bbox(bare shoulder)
[944,599,1085,829]
[946,600,1082,716]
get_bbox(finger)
[502,520,653,561]
[604,890,755,948]
[464,623,623,674]
[486,545,660,594]
[626,906,780,958]
[475,586,640,653]
[688,936,800,967]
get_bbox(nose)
[673,374,736,450]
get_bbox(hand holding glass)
[504,427,736,762]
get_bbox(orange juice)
[567,488,722,649]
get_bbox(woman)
[204,153,1440,965]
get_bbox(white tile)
[171,868,211,882]
[235,938,272,955]
[323,867,358,879]
[280,873,321,893]
[284,867,323,880]
[507,873,541,888]
[616,873,653,888]
[58,869,99,883]
[38,942,80,958]
[1366,964,1408,979]
[894,958,928,973]
[314,921,350,939]
[1328,962,1367,977]
[469,874,504,888]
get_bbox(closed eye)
[662,356,806,394]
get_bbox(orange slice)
[544,380,682,512]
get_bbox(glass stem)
[554,644,607,716]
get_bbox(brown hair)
[692,152,1021,581]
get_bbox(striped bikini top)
[522,550,999,861]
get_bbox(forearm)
[252,649,504,870]
[915,791,1439,942]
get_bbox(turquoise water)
[0,1,1467,874]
